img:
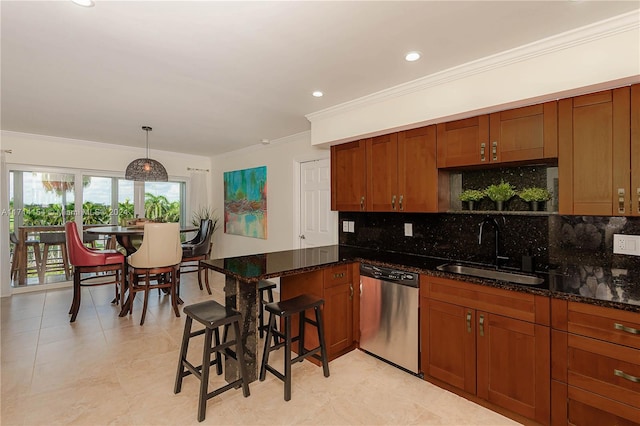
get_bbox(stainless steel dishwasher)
[359,263,419,374]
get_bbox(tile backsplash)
[339,212,640,273]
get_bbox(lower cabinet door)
[424,299,476,394]
[324,282,354,359]
[476,312,550,424]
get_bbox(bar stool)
[259,293,330,401]
[174,300,250,422]
[39,232,71,282]
[258,279,277,338]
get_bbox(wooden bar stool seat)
[174,300,250,422]
[259,293,330,401]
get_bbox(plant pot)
[530,201,540,211]
[495,201,504,211]
[467,201,475,211]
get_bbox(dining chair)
[180,219,214,294]
[127,222,183,325]
[65,221,126,322]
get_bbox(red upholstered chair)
[65,221,126,322]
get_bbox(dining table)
[85,224,197,255]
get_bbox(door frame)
[292,152,337,249]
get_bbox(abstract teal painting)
[223,166,267,239]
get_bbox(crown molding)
[0,130,207,161]
[305,9,640,122]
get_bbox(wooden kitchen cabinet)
[551,299,640,426]
[280,263,358,362]
[632,83,640,216]
[558,86,631,216]
[437,102,557,168]
[422,276,550,425]
[367,125,439,212]
[331,140,367,211]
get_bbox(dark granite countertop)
[202,245,640,313]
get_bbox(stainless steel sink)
[436,263,545,286]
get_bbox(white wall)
[209,131,329,259]
[307,11,640,146]
[0,131,211,297]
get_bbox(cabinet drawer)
[567,302,640,349]
[568,385,640,426]
[323,264,352,288]
[428,276,548,324]
[568,334,640,410]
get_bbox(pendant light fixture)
[125,126,168,181]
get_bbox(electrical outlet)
[348,221,355,233]
[613,234,640,256]
[342,221,349,232]
[404,223,413,237]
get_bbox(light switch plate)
[613,234,640,256]
[342,221,349,232]
[348,221,355,233]
[404,223,413,237]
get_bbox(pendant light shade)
[125,126,168,182]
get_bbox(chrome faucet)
[478,216,509,269]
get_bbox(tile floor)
[1,271,520,425]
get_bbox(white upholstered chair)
[127,222,182,325]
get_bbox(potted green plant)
[191,205,220,233]
[485,180,516,211]
[518,187,551,211]
[458,189,485,211]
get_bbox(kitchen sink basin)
[436,263,545,286]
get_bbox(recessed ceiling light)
[312,91,324,98]
[71,0,95,7]
[405,51,421,62]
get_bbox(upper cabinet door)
[437,115,489,168]
[398,125,438,212]
[331,140,367,211]
[366,133,398,212]
[559,87,631,216]
[489,101,557,163]
[631,84,640,216]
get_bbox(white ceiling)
[2,1,639,157]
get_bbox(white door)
[299,158,337,248]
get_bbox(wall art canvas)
[224,166,267,239]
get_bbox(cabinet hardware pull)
[349,283,354,300]
[392,195,397,210]
[614,369,640,383]
[360,196,365,211]
[466,312,472,333]
[333,273,344,279]
[479,314,485,337]
[614,322,640,335]
[492,141,498,161]
[480,143,486,162]
[399,195,404,211]
[618,188,626,214]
